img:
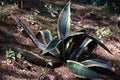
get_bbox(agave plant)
[16,1,113,79]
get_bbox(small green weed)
[25,8,41,27]
[30,8,40,16]
[96,27,111,39]
[44,3,61,17]
[23,60,33,67]
[6,48,33,68]
[17,24,24,32]
[10,3,19,9]
[0,7,10,22]
[6,49,16,63]
[101,3,109,11]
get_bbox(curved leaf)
[87,35,112,54]
[16,17,45,50]
[37,30,52,45]
[66,32,85,38]
[13,48,60,66]
[87,41,97,53]
[77,28,95,34]
[81,59,114,76]
[41,32,83,59]
[58,32,83,48]
[70,37,93,61]
[57,1,71,40]
[13,47,47,66]
[81,59,112,70]
[76,38,92,61]
[67,60,105,79]
[41,38,60,57]
[68,35,86,59]
[64,38,73,59]
[58,32,85,60]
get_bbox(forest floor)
[0,0,120,80]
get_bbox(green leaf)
[37,30,52,45]
[16,17,45,50]
[87,41,97,53]
[12,47,46,65]
[77,28,95,34]
[13,48,60,66]
[57,32,85,60]
[66,32,84,37]
[68,34,86,59]
[41,38,60,57]
[81,59,112,70]
[87,35,112,54]
[57,1,71,40]
[81,59,114,76]
[67,60,105,79]
[70,37,93,61]
[50,49,60,59]
[64,38,73,59]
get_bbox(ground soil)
[0,0,120,80]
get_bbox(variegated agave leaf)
[16,17,45,50]
[36,30,52,46]
[81,59,112,70]
[13,47,48,66]
[76,38,93,60]
[70,37,93,61]
[87,35,112,54]
[41,38,60,58]
[67,60,105,79]
[57,32,85,61]
[13,47,60,66]
[57,1,71,40]
[81,59,113,75]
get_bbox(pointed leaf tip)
[67,60,105,79]
[57,1,71,40]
